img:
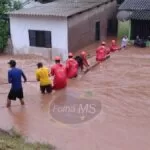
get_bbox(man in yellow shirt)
[36,62,52,94]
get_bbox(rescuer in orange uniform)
[66,52,78,78]
[101,41,110,55]
[51,56,67,90]
[80,51,90,71]
[96,46,106,61]
[110,40,120,52]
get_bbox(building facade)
[68,1,116,52]
[117,0,150,42]
[10,15,68,60]
[9,0,117,60]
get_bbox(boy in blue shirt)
[7,60,27,108]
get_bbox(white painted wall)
[10,15,68,60]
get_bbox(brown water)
[0,45,150,150]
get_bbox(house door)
[131,20,150,40]
[95,21,100,41]
[107,19,118,36]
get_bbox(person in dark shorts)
[7,60,27,108]
[36,62,52,94]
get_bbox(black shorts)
[8,88,24,101]
[40,84,52,94]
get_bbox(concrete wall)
[67,1,117,52]
[10,15,68,60]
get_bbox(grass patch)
[0,129,55,150]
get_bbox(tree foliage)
[13,1,23,10]
[0,0,10,52]
[0,0,22,52]
[0,20,9,52]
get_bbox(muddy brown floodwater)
[0,45,150,150]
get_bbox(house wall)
[67,1,117,52]
[10,16,68,60]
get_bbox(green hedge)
[117,20,131,40]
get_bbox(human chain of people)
[5,38,128,108]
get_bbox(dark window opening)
[107,19,118,36]
[117,0,125,5]
[131,20,150,40]
[36,31,45,47]
[95,21,100,41]
[29,30,52,48]
[35,0,54,4]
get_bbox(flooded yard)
[0,46,150,150]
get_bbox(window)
[95,21,100,41]
[35,0,54,4]
[117,0,125,4]
[28,30,52,48]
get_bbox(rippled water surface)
[0,46,150,150]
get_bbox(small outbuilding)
[117,0,150,43]
[9,0,117,60]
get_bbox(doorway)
[95,21,100,41]
[131,20,150,40]
[107,19,118,36]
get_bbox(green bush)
[0,20,8,52]
[0,0,10,52]
[117,20,131,39]
[13,1,23,10]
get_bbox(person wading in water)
[51,56,67,90]
[36,62,52,94]
[7,60,27,108]
[66,52,78,78]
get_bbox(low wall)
[13,47,68,61]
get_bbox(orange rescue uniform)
[110,40,119,52]
[66,58,78,78]
[51,64,67,90]
[96,46,106,61]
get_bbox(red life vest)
[66,58,78,78]
[105,46,111,55]
[110,43,119,52]
[51,64,67,90]
[96,47,106,61]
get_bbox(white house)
[9,0,117,60]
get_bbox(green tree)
[0,0,10,52]
[13,1,23,10]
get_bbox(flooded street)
[0,46,150,150]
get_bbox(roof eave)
[119,8,150,11]
[9,0,114,18]
[9,13,68,18]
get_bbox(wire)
[0,80,37,85]
[0,92,7,95]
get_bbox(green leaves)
[0,0,11,14]
[0,0,23,52]
[0,20,8,52]
[13,1,23,10]
[0,0,10,52]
